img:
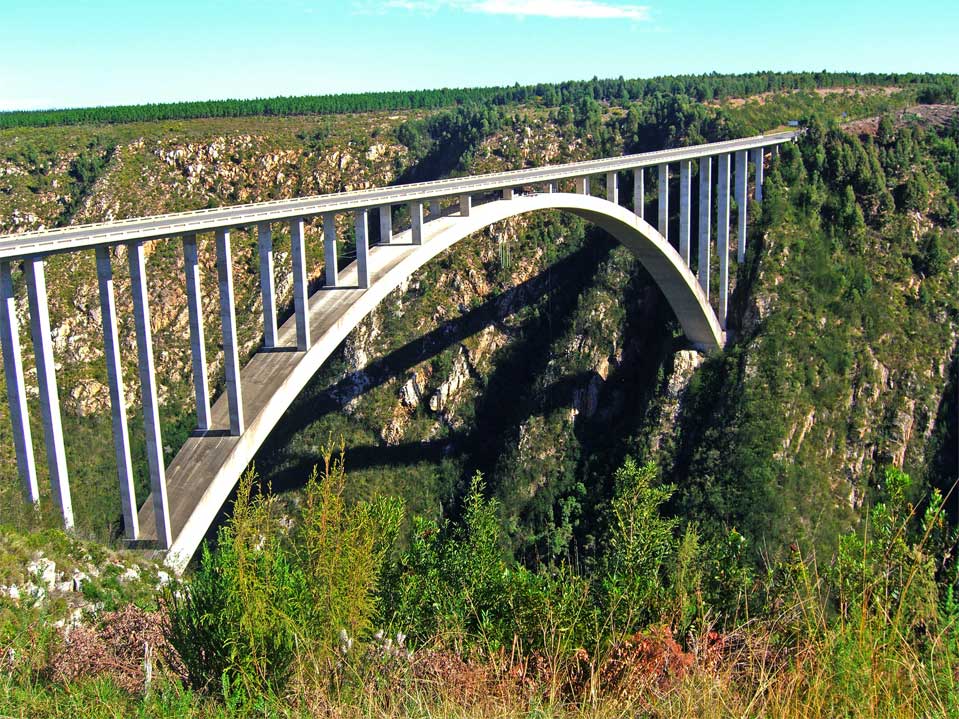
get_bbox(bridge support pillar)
[379,205,392,244]
[735,150,748,263]
[411,202,424,245]
[0,262,38,505]
[429,199,441,220]
[575,177,590,195]
[128,240,172,549]
[606,172,618,204]
[323,214,338,287]
[771,145,780,160]
[547,181,557,193]
[355,210,370,289]
[216,229,244,436]
[257,223,278,349]
[290,218,311,350]
[633,168,644,219]
[717,153,731,330]
[24,258,73,530]
[698,157,712,298]
[459,195,472,216]
[678,160,692,265]
[183,235,211,430]
[95,247,138,540]
[751,147,764,202]
[502,188,514,200]
[657,163,669,240]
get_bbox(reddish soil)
[843,104,959,136]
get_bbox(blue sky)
[2,0,956,111]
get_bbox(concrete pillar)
[717,153,731,330]
[355,209,370,289]
[23,258,73,529]
[182,235,211,430]
[633,168,644,219]
[410,202,424,245]
[215,229,244,436]
[429,199,441,219]
[751,147,764,202]
[735,150,748,263]
[0,262,39,504]
[678,160,692,265]
[128,240,172,549]
[95,247,138,540]
[547,181,557,193]
[257,223,278,349]
[698,157,712,298]
[379,205,392,245]
[502,188,514,200]
[459,195,471,216]
[290,218,311,351]
[657,163,669,240]
[771,144,780,160]
[575,177,590,195]
[606,171,619,204]
[323,214,338,287]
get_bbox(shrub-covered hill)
[0,81,954,573]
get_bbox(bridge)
[0,131,796,571]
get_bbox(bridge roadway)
[0,132,795,258]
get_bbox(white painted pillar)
[698,157,712,298]
[290,218,311,351]
[323,214,338,288]
[182,234,211,430]
[751,147,764,202]
[355,209,370,289]
[459,195,472,216]
[379,205,392,245]
[24,258,73,530]
[771,144,780,160]
[633,168,644,219]
[429,199,441,219]
[606,172,619,204]
[257,223,278,349]
[547,181,557,193]
[215,229,244,436]
[410,202,424,245]
[657,163,669,240]
[717,153,731,330]
[678,160,692,265]
[94,247,138,540]
[735,150,748,263]
[128,240,172,549]
[575,177,590,195]
[0,262,38,504]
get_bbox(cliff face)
[0,105,955,565]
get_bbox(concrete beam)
[735,150,748,263]
[698,157,712,298]
[95,247,138,540]
[657,163,669,240]
[717,153,731,330]
[215,229,244,436]
[24,258,73,530]
[410,202,424,245]
[128,240,172,548]
[0,262,38,504]
[606,171,619,204]
[290,218,311,351]
[355,209,370,289]
[459,195,472,216]
[379,205,392,245]
[633,167,644,219]
[257,223,278,349]
[678,160,692,265]
[751,147,764,202]
[183,234,211,430]
[323,214,338,287]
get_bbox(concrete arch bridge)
[0,131,795,570]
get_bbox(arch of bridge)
[154,191,723,571]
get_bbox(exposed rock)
[68,379,109,418]
[429,349,472,413]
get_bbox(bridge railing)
[0,132,796,548]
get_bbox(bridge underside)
[133,193,722,570]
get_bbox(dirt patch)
[843,104,959,136]
[719,86,901,108]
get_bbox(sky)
[1,0,957,111]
